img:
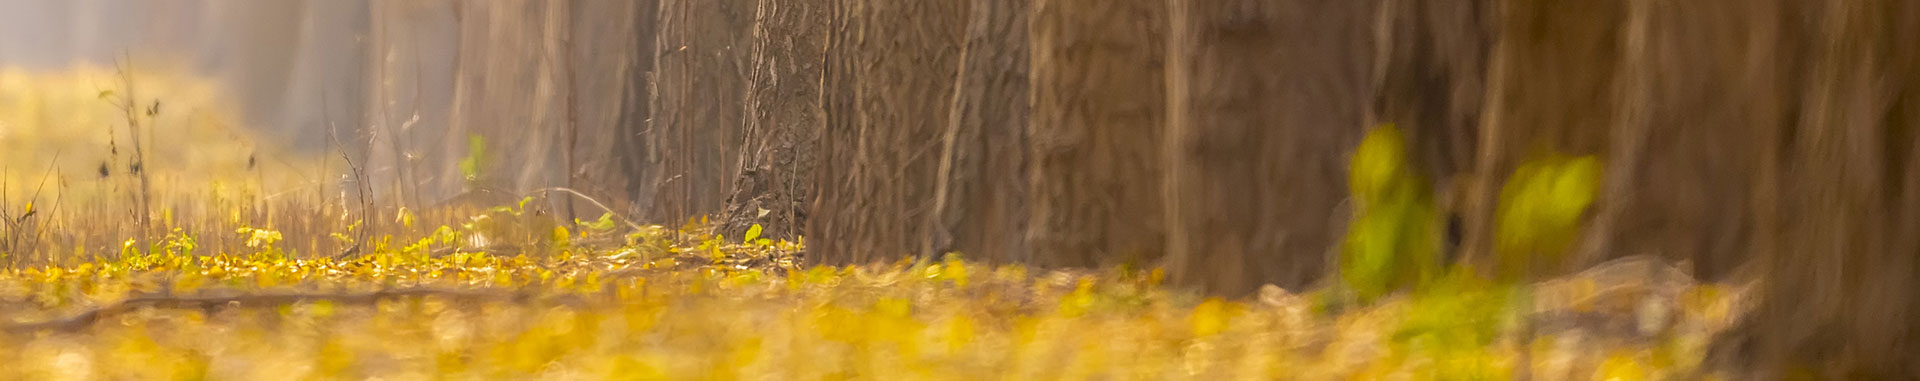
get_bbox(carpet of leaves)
[0,225,1747,380]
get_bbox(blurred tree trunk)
[1739,0,1920,377]
[924,0,1032,263]
[809,0,966,264]
[645,0,754,224]
[442,2,577,196]
[1372,0,1491,261]
[718,0,828,240]
[1377,0,1490,180]
[1162,0,1376,295]
[607,0,663,216]
[1455,0,1623,275]
[354,0,657,220]
[1026,0,1166,268]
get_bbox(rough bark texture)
[925,0,1032,264]
[809,0,966,264]
[1026,0,1166,269]
[1163,0,1376,295]
[719,0,828,240]
[646,0,754,224]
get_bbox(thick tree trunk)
[1741,0,1920,377]
[925,0,1032,263]
[809,0,966,264]
[1573,0,1785,279]
[1026,0,1166,268]
[719,0,828,240]
[1162,0,1376,295]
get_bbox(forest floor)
[0,66,1750,380]
[0,218,1748,380]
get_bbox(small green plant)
[1341,124,1443,302]
[458,134,489,189]
[1492,154,1601,280]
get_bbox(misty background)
[0,1,647,213]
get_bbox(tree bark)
[719,0,828,240]
[1742,0,1920,376]
[1371,0,1492,265]
[925,0,1032,263]
[809,0,966,264]
[1374,0,1490,194]
[1457,0,1624,275]
[1026,0,1166,269]
[608,0,664,215]
[646,0,755,224]
[1162,0,1377,295]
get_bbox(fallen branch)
[2,287,555,334]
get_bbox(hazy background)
[0,1,647,213]
[0,0,372,149]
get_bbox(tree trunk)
[607,0,664,215]
[809,0,966,264]
[1372,0,1492,264]
[719,0,828,240]
[646,0,754,224]
[1162,0,1377,295]
[1457,0,1623,275]
[1374,0,1490,195]
[1026,0,1166,268]
[925,0,1032,263]
[1741,0,1920,377]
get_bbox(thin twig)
[323,91,375,259]
[521,187,645,231]
[113,56,155,249]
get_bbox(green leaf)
[1350,124,1411,201]
[743,224,764,243]
[578,213,618,231]
[458,134,488,183]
